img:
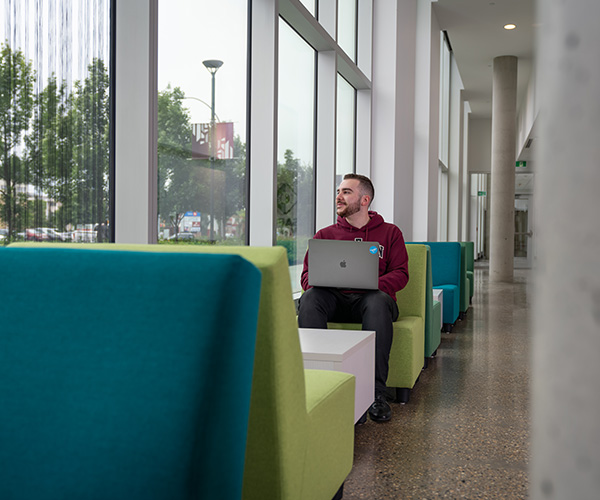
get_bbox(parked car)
[26,228,49,241]
[168,232,195,241]
[0,228,7,242]
[36,228,65,241]
[72,229,97,243]
[58,231,72,241]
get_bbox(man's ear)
[361,195,371,207]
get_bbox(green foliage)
[0,42,312,252]
[0,42,110,238]
[0,43,35,238]
[276,235,310,266]
[157,86,247,242]
[277,149,314,238]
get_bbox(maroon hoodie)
[301,211,409,301]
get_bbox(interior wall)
[468,117,492,173]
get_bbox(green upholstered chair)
[328,244,428,404]
[462,241,475,302]
[459,243,470,318]
[432,299,442,340]
[0,247,261,500]
[10,243,356,500]
[422,245,441,363]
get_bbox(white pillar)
[371,0,417,237]
[532,0,600,498]
[115,0,158,244]
[489,55,517,281]
[248,0,278,246]
[412,0,440,241]
[447,57,465,242]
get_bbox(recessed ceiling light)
[504,24,517,30]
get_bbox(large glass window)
[438,163,448,241]
[438,31,451,241]
[277,19,316,292]
[298,0,316,17]
[439,32,451,168]
[1,0,112,244]
[338,0,357,61]
[157,0,248,244]
[336,74,356,187]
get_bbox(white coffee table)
[298,328,375,423]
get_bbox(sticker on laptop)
[369,246,378,255]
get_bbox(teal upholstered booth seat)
[329,244,428,403]
[9,243,356,500]
[0,247,262,500]
[411,242,462,332]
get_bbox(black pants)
[297,287,399,395]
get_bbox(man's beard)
[337,199,361,218]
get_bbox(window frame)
[113,0,372,248]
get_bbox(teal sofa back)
[9,243,356,500]
[411,242,462,327]
[0,247,261,499]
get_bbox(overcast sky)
[159,0,315,165]
[158,0,248,142]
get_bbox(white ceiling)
[433,0,536,120]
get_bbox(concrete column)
[489,56,517,281]
[532,0,600,498]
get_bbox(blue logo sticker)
[369,246,378,255]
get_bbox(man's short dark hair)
[343,173,375,205]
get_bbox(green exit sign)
[516,161,527,167]
[478,191,487,196]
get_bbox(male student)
[298,173,409,422]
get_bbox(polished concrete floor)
[344,264,532,499]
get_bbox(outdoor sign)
[191,122,234,160]
[182,211,202,233]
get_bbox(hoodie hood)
[336,211,385,241]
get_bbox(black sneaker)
[368,393,391,422]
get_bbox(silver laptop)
[308,239,380,290]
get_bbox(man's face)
[336,179,364,218]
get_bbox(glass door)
[514,196,533,268]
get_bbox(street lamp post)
[202,59,223,243]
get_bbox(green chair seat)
[302,370,355,499]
